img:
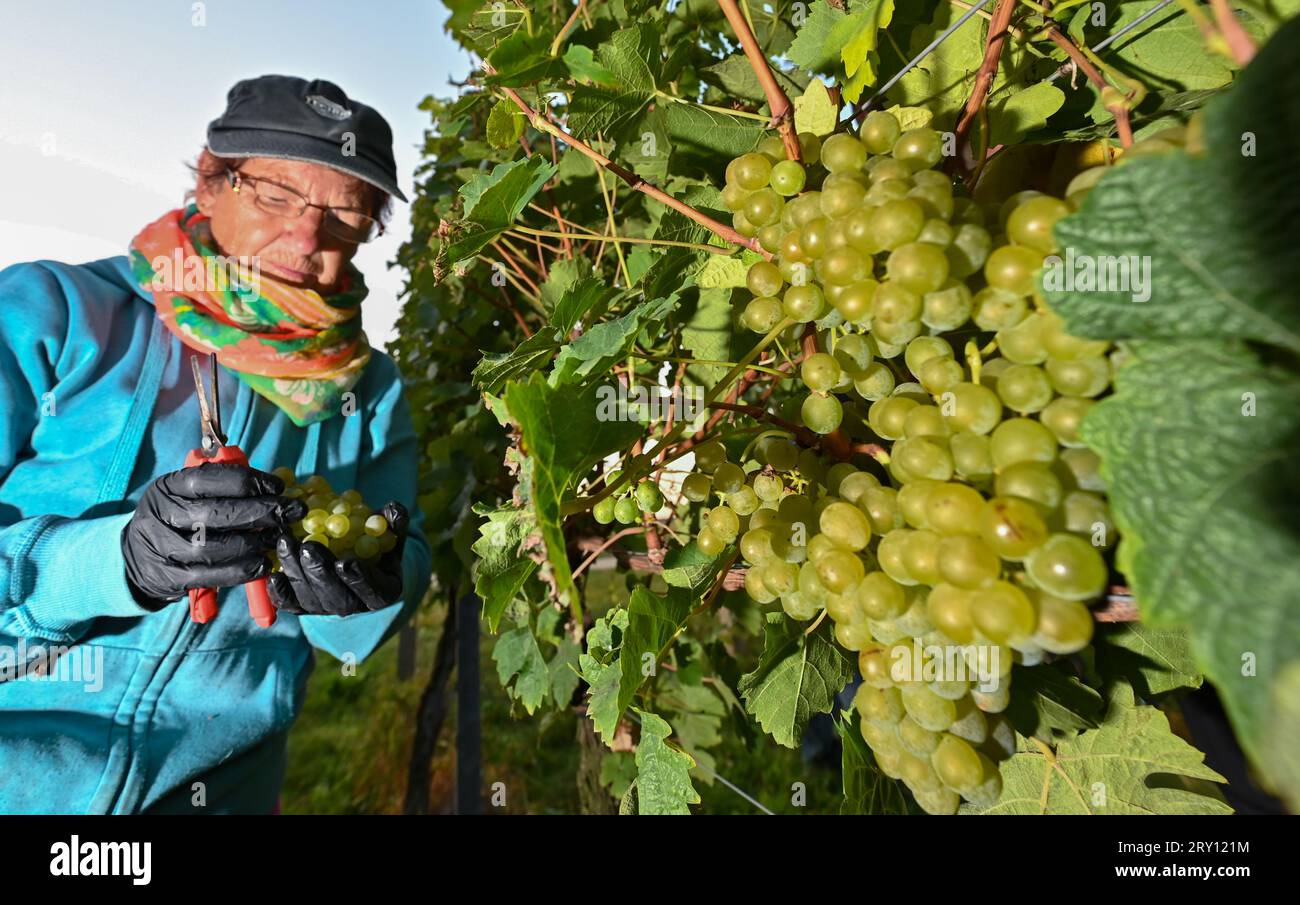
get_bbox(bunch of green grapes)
[591,471,665,525]
[273,469,396,567]
[700,112,1136,813]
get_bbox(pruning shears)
[185,353,277,628]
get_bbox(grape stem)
[486,67,770,258]
[951,0,1018,175]
[715,0,802,162]
[1040,21,1134,148]
[1207,0,1257,65]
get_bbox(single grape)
[752,473,784,502]
[896,480,937,528]
[1006,195,1072,253]
[712,462,746,495]
[919,356,964,395]
[801,352,843,393]
[1045,355,1110,397]
[820,501,873,551]
[728,484,760,516]
[995,461,1063,512]
[303,509,329,536]
[902,684,957,732]
[925,483,985,536]
[681,473,711,503]
[853,362,896,401]
[783,284,826,322]
[769,159,806,196]
[802,393,844,434]
[697,526,725,556]
[989,418,1057,469]
[946,223,993,278]
[1040,396,1095,447]
[819,175,866,216]
[635,481,664,513]
[996,312,1048,364]
[693,440,726,473]
[821,133,868,173]
[363,514,388,537]
[870,198,925,250]
[892,128,944,171]
[996,363,1054,413]
[868,396,918,441]
[922,281,973,331]
[932,734,983,792]
[984,244,1043,297]
[1032,591,1095,654]
[746,260,784,298]
[614,497,640,525]
[894,436,954,482]
[325,514,351,539]
[871,281,922,325]
[899,529,943,585]
[861,111,902,154]
[973,287,1028,332]
[593,497,616,525]
[730,152,773,191]
[1025,533,1108,601]
[917,219,954,247]
[816,548,866,594]
[744,188,784,228]
[938,534,1001,589]
[970,580,1037,643]
[887,242,950,294]
[941,382,1002,435]
[903,404,951,439]
[979,495,1049,561]
[740,527,775,563]
[926,583,975,644]
[950,432,994,482]
[819,246,869,286]
[354,534,381,559]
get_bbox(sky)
[0,0,472,349]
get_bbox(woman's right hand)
[120,462,307,609]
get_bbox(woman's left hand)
[266,501,409,616]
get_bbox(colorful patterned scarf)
[127,204,372,427]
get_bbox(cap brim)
[207,128,408,203]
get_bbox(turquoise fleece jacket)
[0,256,432,814]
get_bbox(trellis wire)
[860,0,1181,112]
[859,0,996,113]
[1046,0,1178,82]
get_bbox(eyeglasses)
[224,168,384,244]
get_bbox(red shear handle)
[183,444,277,628]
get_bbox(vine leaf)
[793,79,838,136]
[493,626,550,714]
[503,374,644,610]
[1050,29,1300,808]
[971,683,1230,815]
[549,294,680,386]
[618,586,694,717]
[1093,624,1203,698]
[1083,339,1300,807]
[986,83,1065,147]
[1005,663,1105,740]
[581,609,629,744]
[567,26,663,141]
[701,55,808,104]
[632,709,700,815]
[472,277,615,394]
[471,504,539,632]
[839,0,896,102]
[738,612,854,748]
[1045,29,1300,353]
[835,711,915,815]
[444,156,557,271]
[486,99,526,149]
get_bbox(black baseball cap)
[206,74,407,202]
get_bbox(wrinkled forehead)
[236,157,372,205]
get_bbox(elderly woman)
[0,76,431,813]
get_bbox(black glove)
[266,501,410,617]
[120,463,307,608]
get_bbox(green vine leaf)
[738,612,854,748]
[503,374,644,611]
[471,505,539,632]
[633,710,700,814]
[793,79,838,137]
[493,626,550,714]
[444,156,558,271]
[1094,624,1203,698]
[1005,663,1105,740]
[971,683,1230,815]
[1083,339,1300,807]
[618,586,694,717]
[486,100,526,149]
[836,711,915,815]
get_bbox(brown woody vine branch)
[716,0,802,161]
[952,0,1018,174]
[486,68,770,258]
[1041,23,1134,147]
